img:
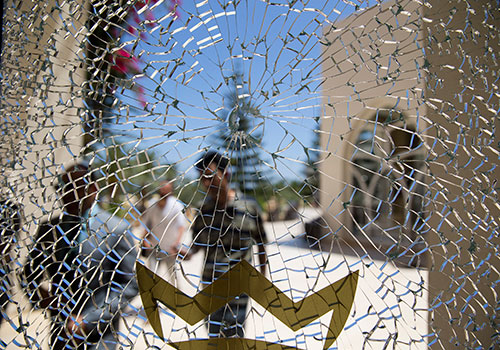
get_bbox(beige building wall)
[321,0,499,348]
[0,2,88,348]
[320,0,426,246]
[423,0,500,348]
[2,1,87,231]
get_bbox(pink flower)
[169,0,181,18]
[127,0,178,32]
[131,0,161,28]
[105,0,179,109]
[127,25,138,36]
[130,10,141,25]
[136,86,147,108]
[145,10,156,28]
[109,49,141,77]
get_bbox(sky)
[110,0,379,181]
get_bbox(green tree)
[302,125,321,204]
[84,1,180,218]
[211,69,266,195]
[92,139,177,217]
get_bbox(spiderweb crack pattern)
[0,0,498,349]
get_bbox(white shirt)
[142,196,187,252]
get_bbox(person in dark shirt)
[23,163,138,350]
[0,199,21,325]
[190,151,267,338]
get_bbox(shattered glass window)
[0,0,498,349]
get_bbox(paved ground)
[0,217,428,349]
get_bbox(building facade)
[320,0,499,348]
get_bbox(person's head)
[55,163,98,214]
[195,151,231,198]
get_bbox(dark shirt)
[0,200,20,252]
[192,193,267,283]
[23,214,84,312]
[24,207,138,329]
[0,200,21,316]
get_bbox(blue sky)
[111,0,379,180]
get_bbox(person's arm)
[255,205,268,276]
[142,229,153,248]
[169,205,188,254]
[185,208,204,258]
[258,244,267,276]
[140,211,154,256]
[67,314,85,337]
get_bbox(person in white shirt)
[141,181,187,282]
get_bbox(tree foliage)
[84,0,177,146]
[84,1,180,217]
[302,125,321,204]
[91,140,177,217]
[211,69,266,195]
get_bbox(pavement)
[0,217,428,349]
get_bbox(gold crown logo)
[136,260,359,350]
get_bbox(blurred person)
[190,151,267,338]
[0,199,21,325]
[23,163,138,350]
[141,180,187,282]
[265,196,281,221]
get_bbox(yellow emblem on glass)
[136,261,359,349]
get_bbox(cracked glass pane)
[0,0,498,349]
